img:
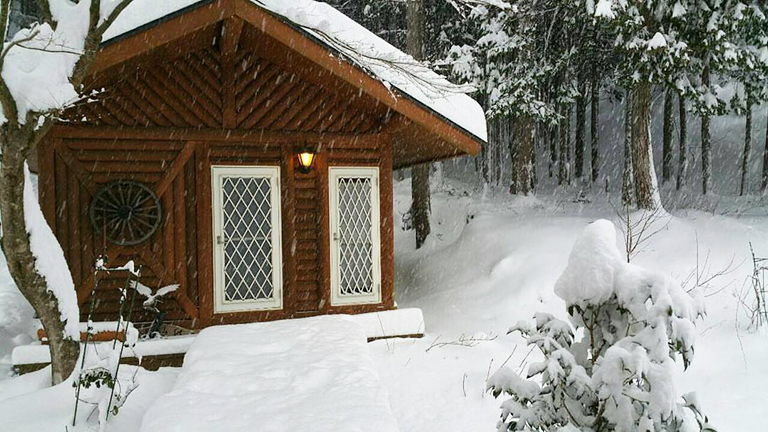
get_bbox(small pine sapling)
[488,220,715,431]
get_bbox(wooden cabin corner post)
[317,150,332,315]
[280,142,298,318]
[38,136,57,232]
[379,132,396,309]
[195,141,214,328]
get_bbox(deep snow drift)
[370,179,768,431]
[141,316,399,432]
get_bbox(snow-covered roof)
[102,0,488,144]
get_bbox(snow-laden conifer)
[488,220,714,431]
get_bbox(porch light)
[297,144,316,174]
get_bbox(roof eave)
[94,0,486,155]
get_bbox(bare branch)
[96,0,134,35]
[36,0,54,28]
[71,0,134,89]
[0,0,19,127]
[1,29,42,64]
[0,0,10,42]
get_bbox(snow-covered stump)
[488,219,713,431]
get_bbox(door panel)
[329,167,381,306]
[212,166,283,312]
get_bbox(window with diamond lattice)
[212,166,283,312]
[329,167,381,306]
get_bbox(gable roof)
[97,0,486,158]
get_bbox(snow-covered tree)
[724,3,768,195]
[676,1,758,195]
[0,0,133,384]
[593,1,696,209]
[488,220,713,431]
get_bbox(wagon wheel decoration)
[90,180,162,246]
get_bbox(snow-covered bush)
[488,219,714,431]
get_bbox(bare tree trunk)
[575,81,586,179]
[677,93,687,190]
[590,78,599,183]
[622,89,634,205]
[558,104,571,185]
[764,111,768,191]
[509,115,535,195]
[0,128,79,384]
[557,105,567,185]
[0,0,134,385]
[411,164,431,248]
[662,86,674,184]
[701,62,712,195]
[548,121,557,178]
[407,0,430,248]
[740,92,752,196]
[494,123,502,186]
[631,81,656,209]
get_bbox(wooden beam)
[51,125,382,145]
[221,17,244,58]
[155,141,195,197]
[91,1,232,75]
[221,18,245,128]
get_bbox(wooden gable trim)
[92,2,232,75]
[50,125,382,146]
[90,0,482,162]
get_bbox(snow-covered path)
[140,316,399,432]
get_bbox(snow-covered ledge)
[347,308,425,341]
[12,308,425,367]
[12,335,197,366]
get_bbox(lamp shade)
[297,146,316,173]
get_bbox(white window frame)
[328,166,382,306]
[211,165,283,313]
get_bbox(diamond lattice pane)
[221,176,274,302]
[337,177,374,296]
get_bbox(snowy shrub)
[488,219,715,431]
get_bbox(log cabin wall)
[38,18,397,328]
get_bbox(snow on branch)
[489,220,712,431]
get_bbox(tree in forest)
[662,86,675,185]
[726,4,768,196]
[681,1,754,195]
[596,0,694,209]
[677,90,689,191]
[0,0,134,384]
[407,0,432,249]
[448,1,575,194]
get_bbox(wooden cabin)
[35,0,486,330]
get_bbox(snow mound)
[554,219,623,306]
[140,316,399,432]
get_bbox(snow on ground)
[0,366,178,432]
[369,178,768,431]
[141,316,399,432]
[2,175,768,432]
